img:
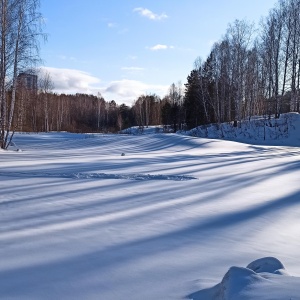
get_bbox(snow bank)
[120,125,165,135]
[185,112,300,147]
[121,113,300,147]
[189,257,300,300]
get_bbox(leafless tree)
[38,71,54,132]
[226,19,255,123]
[0,0,44,148]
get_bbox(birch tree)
[0,0,44,149]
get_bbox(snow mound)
[188,257,300,300]
[246,256,287,275]
[218,266,261,299]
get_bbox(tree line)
[2,0,300,149]
[184,0,300,129]
[11,78,187,134]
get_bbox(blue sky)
[40,0,278,105]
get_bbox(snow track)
[0,171,197,181]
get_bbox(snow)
[190,257,298,299]
[1,123,300,299]
[184,112,300,147]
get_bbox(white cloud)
[104,79,169,104]
[133,7,168,21]
[105,79,145,98]
[39,67,169,106]
[40,67,100,94]
[148,44,174,51]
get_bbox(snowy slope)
[1,132,300,299]
[185,112,300,147]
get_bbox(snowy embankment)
[185,112,300,147]
[1,131,300,299]
[122,113,300,147]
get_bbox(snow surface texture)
[123,113,300,147]
[1,127,300,299]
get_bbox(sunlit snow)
[1,121,300,299]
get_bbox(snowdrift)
[185,112,300,147]
[189,257,300,300]
[120,125,166,135]
[121,112,300,147]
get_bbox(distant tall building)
[17,73,38,91]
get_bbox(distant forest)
[9,0,300,133]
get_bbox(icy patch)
[188,257,300,300]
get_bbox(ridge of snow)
[189,257,300,300]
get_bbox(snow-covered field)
[1,131,300,299]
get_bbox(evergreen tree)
[184,70,204,129]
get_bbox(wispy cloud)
[128,55,138,60]
[133,7,168,21]
[58,55,76,61]
[118,28,129,35]
[108,22,117,28]
[106,22,128,34]
[121,67,144,71]
[57,55,88,64]
[148,44,174,51]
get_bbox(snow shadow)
[1,133,300,299]
[1,185,300,299]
